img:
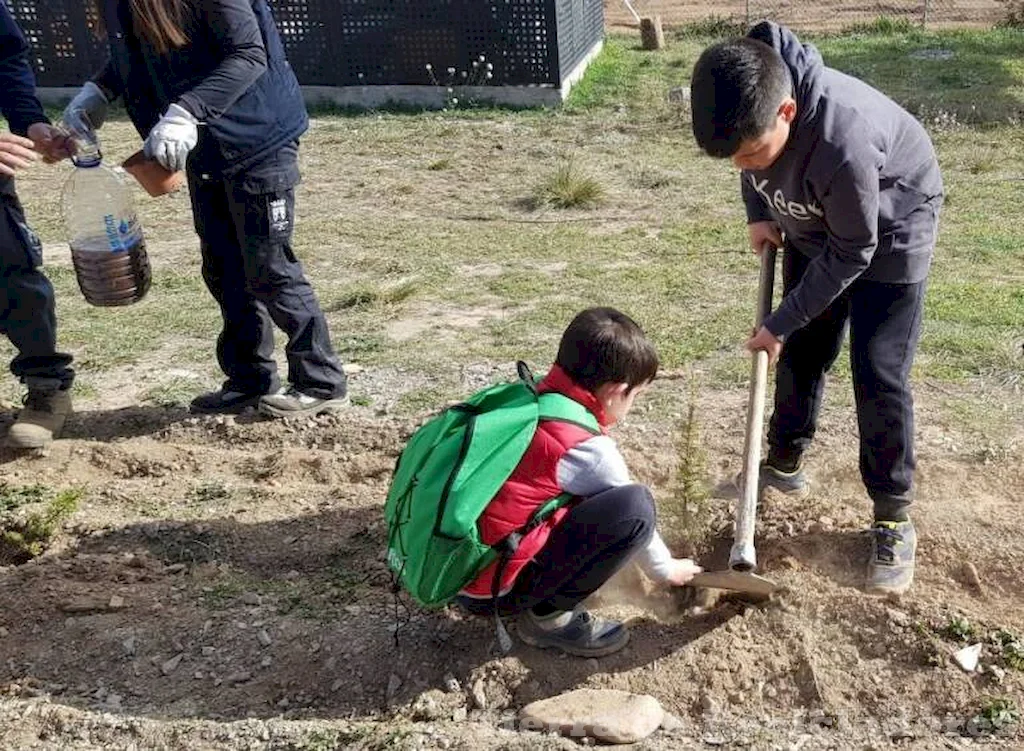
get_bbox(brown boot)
[7,389,72,449]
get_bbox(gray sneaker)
[517,609,629,658]
[735,461,810,499]
[866,520,917,595]
[258,387,349,418]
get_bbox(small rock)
[257,629,272,647]
[699,693,718,715]
[261,656,272,668]
[201,646,216,657]
[443,673,461,693]
[702,736,726,747]
[194,671,204,680]
[0,627,8,637]
[961,562,983,592]
[452,706,467,722]
[122,636,136,655]
[240,592,261,606]
[108,595,125,610]
[164,563,186,575]
[161,654,184,675]
[331,678,344,692]
[953,643,982,672]
[987,664,1006,683]
[660,712,685,732]
[386,673,402,701]
[519,688,664,744]
[886,608,910,628]
[227,671,252,684]
[728,691,746,705]
[104,693,122,710]
[470,678,489,710]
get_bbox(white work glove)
[143,103,199,172]
[62,81,109,135]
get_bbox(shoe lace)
[873,523,904,563]
[22,391,55,413]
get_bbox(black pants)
[459,484,657,618]
[187,145,346,400]
[768,249,926,521]
[0,179,73,392]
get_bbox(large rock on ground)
[518,688,665,744]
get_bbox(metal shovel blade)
[687,569,777,599]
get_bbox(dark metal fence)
[12,0,605,89]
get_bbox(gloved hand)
[143,103,198,172]
[62,81,109,136]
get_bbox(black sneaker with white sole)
[189,388,265,415]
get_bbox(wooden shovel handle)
[730,243,777,572]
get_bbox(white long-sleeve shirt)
[557,434,676,583]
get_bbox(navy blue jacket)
[0,1,47,136]
[93,0,308,176]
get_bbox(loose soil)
[0,364,1020,749]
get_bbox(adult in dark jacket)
[0,1,75,448]
[55,0,348,417]
[690,23,943,595]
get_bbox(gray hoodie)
[741,23,943,338]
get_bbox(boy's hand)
[748,221,783,254]
[0,132,39,175]
[745,325,783,364]
[665,558,703,586]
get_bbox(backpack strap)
[537,392,601,434]
[490,493,574,654]
[489,385,600,653]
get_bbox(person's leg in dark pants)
[767,249,851,473]
[222,149,347,416]
[187,169,279,412]
[0,184,74,447]
[459,484,656,657]
[506,484,656,615]
[849,278,926,594]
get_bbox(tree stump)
[640,16,665,51]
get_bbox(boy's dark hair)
[690,36,793,158]
[556,307,659,393]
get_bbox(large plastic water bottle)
[61,122,151,307]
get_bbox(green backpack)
[384,363,600,611]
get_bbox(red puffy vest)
[461,366,606,597]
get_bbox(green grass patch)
[529,159,606,209]
[0,487,81,565]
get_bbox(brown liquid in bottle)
[70,240,152,307]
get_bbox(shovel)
[687,242,779,599]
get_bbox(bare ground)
[0,363,1020,749]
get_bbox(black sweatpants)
[0,177,73,392]
[459,484,657,618]
[187,144,346,400]
[768,249,926,521]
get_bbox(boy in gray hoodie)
[690,22,943,594]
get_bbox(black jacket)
[93,0,308,176]
[0,1,47,137]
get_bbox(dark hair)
[94,0,190,54]
[690,37,793,158]
[556,307,659,393]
